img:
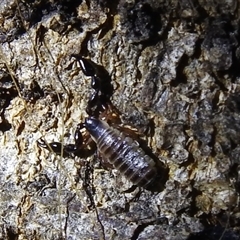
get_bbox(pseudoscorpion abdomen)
[85,117,159,187]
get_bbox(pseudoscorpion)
[38,56,168,191]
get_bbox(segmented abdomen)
[85,117,158,187]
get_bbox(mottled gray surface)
[0,0,240,239]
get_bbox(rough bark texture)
[0,0,240,239]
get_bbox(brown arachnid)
[37,55,168,191]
